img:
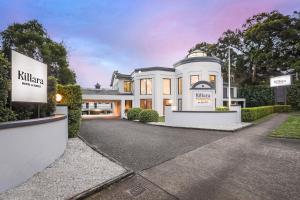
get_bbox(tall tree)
[190,10,300,85]
[0,20,76,84]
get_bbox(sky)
[0,0,299,88]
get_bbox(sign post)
[270,75,292,105]
[11,50,48,117]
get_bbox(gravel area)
[0,138,127,200]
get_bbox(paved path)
[141,114,300,200]
[80,119,229,171]
[83,114,300,200]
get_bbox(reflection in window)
[140,99,152,109]
[190,75,199,86]
[140,79,152,95]
[124,81,132,92]
[163,78,171,95]
[178,77,182,95]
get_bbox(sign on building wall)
[270,75,292,87]
[192,91,213,107]
[11,50,47,103]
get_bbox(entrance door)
[163,99,172,115]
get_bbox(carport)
[82,88,134,118]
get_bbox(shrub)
[0,52,16,122]
[127,108,143,120]
[216,106,229,111]
[242,105,291,122]
[57,84,82,137]
[139,109,159,123]
[239,85,274,107]
[273,105,292,113]
[287,84,300,110]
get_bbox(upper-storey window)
[190,75,199,86]
[163,78,171,95]
[124,81,132,93]
[209,75,216,90]
[178,77,182,95]
[140,79,152,95]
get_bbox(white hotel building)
[82,50,245,118]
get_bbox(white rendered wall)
[165,106,241,129]
[0,107,68,192]
[175,61,223,110]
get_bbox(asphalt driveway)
[79,119,229,171]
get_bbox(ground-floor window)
[125,100,132,113]
[163,99,172,115]
[140,99,152,109]
[178,99,182,111]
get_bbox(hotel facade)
[82,50,245,118]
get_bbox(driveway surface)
[80,119,229,171]
[82,115,300,200]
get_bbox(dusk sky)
[1,0,299,87]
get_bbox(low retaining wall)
[165,106,241,129]
[0,106,68,192]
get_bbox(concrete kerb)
[71,135,134,200]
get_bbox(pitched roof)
[110,71,132,86]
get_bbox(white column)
[121,99,126,118]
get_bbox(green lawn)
[270,114,300,139]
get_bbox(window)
[163,78,171,95]
[140,99,152,109]
[140,79,152,95]
[85,102,89,109]
[94,102,97,109]
[230,88,234,98]
[209,75,216,87]
[178,77,182,95]
[163,99,172,115]
[124,81,132,93]
[178,99,182,111]
[223,87,228,98]
[125,100,132,113]
[190,75,199,86]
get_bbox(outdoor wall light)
[168,99,173,105]
[56,94,62,102]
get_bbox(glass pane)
[146,99,152,109]
[140,79,146,95]
[146,79,152,94]
[124,81,132,92]
[163,79,171,94]
[178,78,182,95]
[190,75,199,86]
[223,88,227,98]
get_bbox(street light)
[228,47,231,110]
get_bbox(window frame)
[140,99,152,109]
[178,77,182,95]
[124,80,132,93]
[163,78,171,95]
[190,75,199,86]
[140,78,152,95]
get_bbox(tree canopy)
[0,20,76,84]
[190,11,300,85]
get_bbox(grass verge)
[270,113,300,139]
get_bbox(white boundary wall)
[0,106,68,192]
[165,106,241,129]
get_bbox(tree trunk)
[251,64,256,83]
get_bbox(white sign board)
[11,50,47,103]
[270,75,291,87]
[192,91,213,107]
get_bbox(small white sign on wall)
[11,50,47,103]
[192,91,213,107]
[270,75,291,87]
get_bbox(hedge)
[287,84,300,110]
[216,106,229,111]
[57,84,82,137]
[242,105,291,122]
[139,109,159,123]
[127,108,143,120]
[239,85,274,107]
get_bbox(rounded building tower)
[173,50,223,111]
